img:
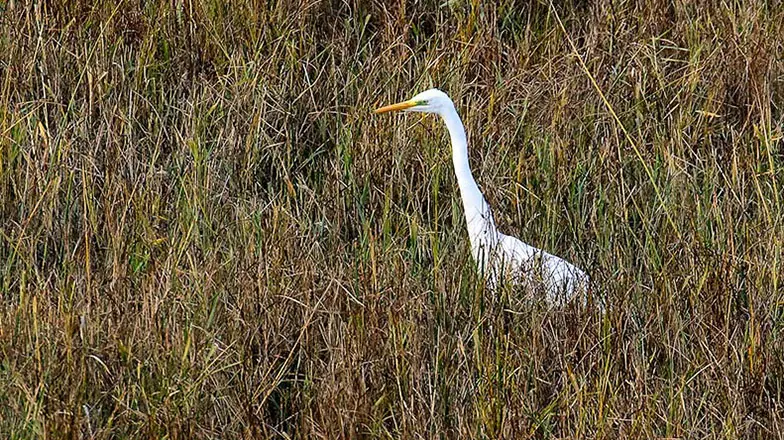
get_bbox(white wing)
[498,233,589,305]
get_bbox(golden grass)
[1,0,783,438]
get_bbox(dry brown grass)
[1,0,784,438]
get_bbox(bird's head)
[374,88,453,115]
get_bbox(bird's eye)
[415,100,428,106]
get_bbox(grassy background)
[1,0,783,437]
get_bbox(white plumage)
[375,88,589,305]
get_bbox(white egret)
[375,89,589,305]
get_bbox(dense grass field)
[2,0,783,438]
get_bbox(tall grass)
[1,0,783,438]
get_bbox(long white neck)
[441,106,483,207]
[440,105,499,264]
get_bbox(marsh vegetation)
[1,0,783,437]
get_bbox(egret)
[375,89,589,305]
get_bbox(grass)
[1,0,783,438]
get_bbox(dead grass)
[1,0,783,438]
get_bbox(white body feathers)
[379,88,589,304]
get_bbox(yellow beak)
[374,100,417,114]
